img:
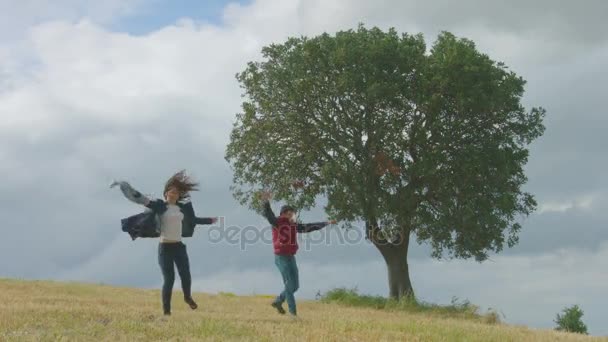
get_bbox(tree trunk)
[382,245,414,300]
[372,229,414,300]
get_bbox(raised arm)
[258,191,278,226]
[111,180,166,213]
[110,180,150,206]
[262,200,278,226]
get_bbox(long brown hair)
[164,170,199,201]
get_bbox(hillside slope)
[0,279,603,341]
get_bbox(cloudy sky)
[1,0,607,335]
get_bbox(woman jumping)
[111,170,217,315]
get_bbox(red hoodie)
[273,216,299,255]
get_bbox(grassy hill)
[0,279,604,341]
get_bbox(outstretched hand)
[110,180,123,188]
[210,217,219,224]
[259,190,273,202]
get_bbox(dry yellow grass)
[0,278,604,341]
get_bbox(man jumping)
[260,191,335,319]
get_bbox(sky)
[0,0,607,336]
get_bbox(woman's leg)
[158,243,176,315]
[174,242,197,309]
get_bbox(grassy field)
[0,279,604,341]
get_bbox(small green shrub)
[319,288,500,324]
[555,305,588,335]
[320,287,386,309]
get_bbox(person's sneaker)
[163,311,171,316]
[184,297,198,310]
[289,314,300,321]
[271,301,286,315]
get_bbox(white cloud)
[0,0,144,41]
[538,194,599,214]
[2,0,604,140]
[3,0,605,133]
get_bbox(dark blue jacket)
[121,200,214,240]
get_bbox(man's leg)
[174,242,197,310]
[283,255,299,315]
[272,255,289,314]
[158,244,176,315]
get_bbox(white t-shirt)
[160,204,184,242]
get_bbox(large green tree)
[225,26,545,299]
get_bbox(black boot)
[271,301,286,315]
[185,297,198,310]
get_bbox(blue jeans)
[274,255,299,315]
